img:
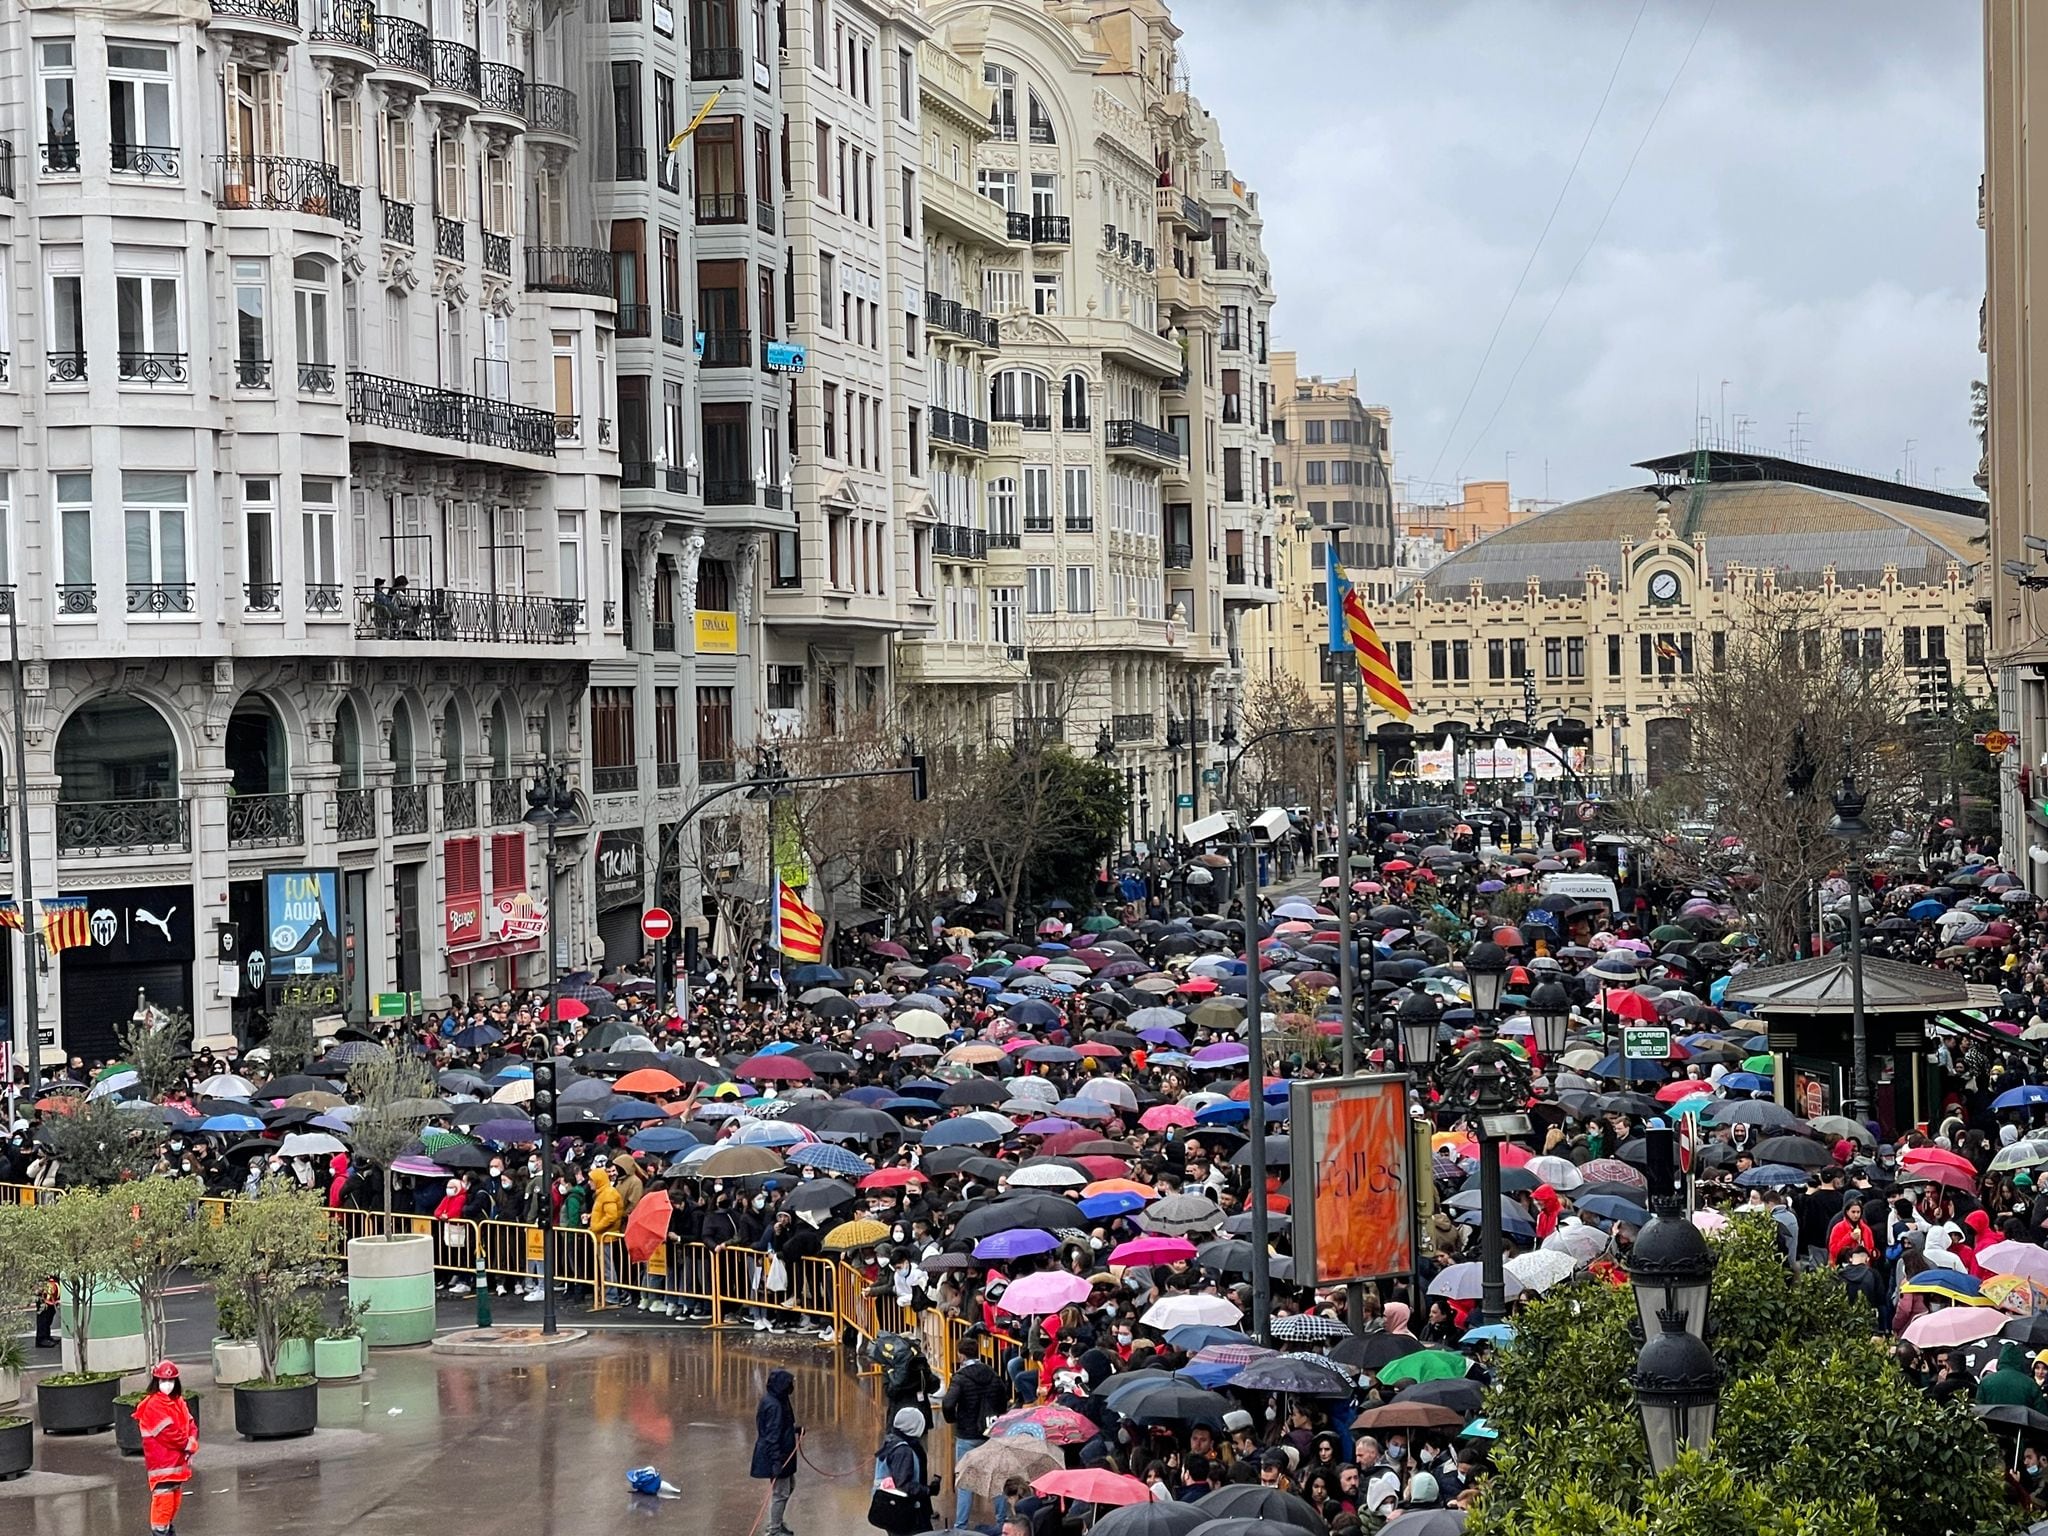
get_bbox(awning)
[448,937,542,966]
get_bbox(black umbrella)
[1229,1135,1291,1168]
[1389,1378,1484,1415]
[1192,1484,1330,1535]
[939,1080,1007,1108]
[1194,1238,1260,1275]
[1185,1519,1320,1536]
[2004,1316,2048,1349]
[1228,1355,1352,1396]
[1750,1135,1830,1169]
[950,1193,1082,1242]
[1332,1331,1424,1371]
[263,1074,327,1098]
[798,1049,858,1075]
[1086,1501,1210,1536]
[1114,1378,1232,1429]
[784,1179,857,1215]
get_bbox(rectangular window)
[1712,630,1726,668]
[1968,624,1986,666]
[987,478,1017,541]
[1486,637,1504,680]
[1863,627,1883,665]
[1305,419,1324,445]
[325,87,361,187]
[656,688,680,767]
[1032,272,1060,315]
[590,687,635,769]
[655,72,677,188]
[1063,465,1091,532]
[1545,635,1562,679]
[1430,639,1447,683]
[233,258,268,386]
[116,271,183,381]
[1394,640,1412,680]
[1926,624,1947,662]
[56,472,91,592]
[243,477,277,601]
[1452,639,1469,681]
[107,43,174,170]
[48,266,84,377]
[294,257,331,375]
[1639,632,1654,677]
[821,380,838,458]
[557,510,583,602]
[1609,632,1623,678]
[611,61,643,177]
[1065,565,1093,614]
[1025,565,1054,614]
[122,470,189,606]
[1022,465,1052,533]
[302,477,338,589]
[1508,637,1526,676]
[1566,636,1585,679]
[902,167,915,236]
[1903,625,1921,665]
[693,686,732,772]
[380,110,413,200]
[39,41,78,172]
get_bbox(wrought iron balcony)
[479,61,525,117]
[1166,543,1193,570]
[489,777,524,825]
[373,14,429,74]
[704,479,754,507]
[592,764,639,793]
[1005,211,1032,241]
[1183,193,1207,232]
[665,467,686,493]
[696,191,747,224]
[382,196,413,245]
[990,530,1022,550]
[1030,215,1070,245]
[995,410,1051,432]
[243,582,282,613]
[700,329,751,368]
[58,798,190,855]
[217,154,346,218]
[235,356,272,390]
[430,39,481,96]
[435,216,464,260]
[526,83,578,139]
[48,350,86,384]
[1112,713,1155,743]
[526,245,613,296]
[299,362,335,394]
[0,139,15,198]
[55,583,96,615]
[652,621,677,651]
[227,791,304,848]
[347,371,556,456]
[336,785,377,841]
[306,582,344,615]
[128,583,197,615]
[555,414,581,443]
[1222,398,1243,424]
[441,777,477,829]
[482,232,511,274]
[657,762,681,789]
[353,584,584,644]
[692,46,743,79]
[932,523,988,561]
[1106,418,1182,461]
[310,0,374,49]
[621,460,656,489]
[211,0,299,26]
[616,303,651,337]
[111,142,180,178]
[699,759,735,784]
[391,782,430,835]
[41,140,80,176]
[1062,409,1091,432]
[663,312,688,345]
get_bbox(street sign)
[1676,1109,1700,1173]
[1979,730,2014,755]
[1623,1026,1673,1060]
[641,906,674,942]
[1175,793,1194,809]
[372,991,422,1018]
[1462,780,1478,796]
[1201,767,1222,788]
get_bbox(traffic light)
[532,1060,556,1133]
[910,753,929,802]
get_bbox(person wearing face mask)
[589,1161,627,1303]
[519,1156,549,1302]
[135,1360,198,1536]
[436,1177,476,1296]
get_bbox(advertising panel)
[1289,1073,1415,1287]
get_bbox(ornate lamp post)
[523,759,581,1337]
[1625,1122,1721,1471]
[1826,748,1871,1120]
[1430,940,1529,1323]
[1526,976,1573,1060]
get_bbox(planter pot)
[115,1395,202,1457]
[313,1336,365,1381]
[36,1375,120,1434]
[59,1283,146,1377]
[212,1338,263,1387]
[0,1419,29,1480]
[347,1233,436,1348]
[276,1338,314,1378]
[0,1368,18,1408]
[233,1381,316,1441]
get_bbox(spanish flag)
[777,880,826,964]
[1327,564,1412,721]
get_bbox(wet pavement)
[10,1328,914,1536]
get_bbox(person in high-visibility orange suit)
[134,1359,198,1535]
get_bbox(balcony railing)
[430,39,481,97]
[0,140,14,199]
[593,764,638,794]
[227,791,304,848]
[1106,418,1183,460]
[526,245,613,296]
[244,581,282,612]
[235,357,272,390]
[482,231,512,275]
[489,777,524,825]
[306,581,344,615]
[211,0,300,26]
[119,353,189,390]
[128,583,197,615]
[310,0,375,48]
[756,199,776,234]
[391,783,429,836]
[48,351,85,384]
[54,583,96,615]
[990,529,1022,550]
[696,192,747,224]
[373,14,429,75]
[1165,543,1193,570]
[1183,193,1208,232]
[700,330,751,368]
[348,371,556,456]
[441,777,478,829]
[217,154,348,219]
[526,83,578,138]
[657,762,681,789]
[691,46,744,78]
[435,216,464,260]
[111,143,180,178]
[1112,714,1155,743]
[610,147,646,181]
[1061,410,1091,432]
[616,303,651,337]
[621,461,655,489]
[336,785,377,842]
[58,798,190,855]
[699,759,735,784]
[382,196,413,245]
[995,410,1051,432]
[1030,215,1070,244]
[479,61,525,116]
[663,312,688,345]
[932,523,988,560]
[704,479,754,507]
[652,621,678,651]
[1005,211,1032,241]
[355,585,584,644]
[930,410,989,452]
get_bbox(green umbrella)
[94,1061,138,1083]
[1649,924,1691,942]
[1083,914,1118,933]
[1376,1348,1471,1386]
[1742,1054,1774,1073]
[421,1127,477,1155]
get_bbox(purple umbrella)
[475,1118,540,1144]
[1138,1026,1190,1048]
[1191,1042,1250,1065]
[1020,1117,1082,1135]
[392,1154,446,1177]
[973,1228,1062,1261]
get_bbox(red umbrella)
[1451,1139,1535,1168]
[1075,1155,1129,1179]
[1178,978,1219,995]
[1382,859,1414,873]
[1037,1129,1097,1156]
[1604,990,1660,1023]
[1901,1146,1977,1179]
[1491,926,1524,946]
[988,1403,1096,1445]
[1075,1042,1123,1058]
[734,1055,815,1081]
[550,997,590,1022]
[868,939,911,959]
[624,1189,673,1264]
[858,1167,928,1189]
[1033,1468,1151,1507]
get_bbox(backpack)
[868,1334,921,1398]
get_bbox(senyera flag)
[1326,564,1412,721]
[777,880,826,963]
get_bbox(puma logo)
[134,906,175,942]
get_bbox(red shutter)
[491,832,527,895]
[443,836,482,949]
[445,837,481,895]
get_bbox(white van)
[1539,871,1621,912]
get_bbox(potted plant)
[0,1410,27,1480]
[105,1174,206,1371]
[210,1284,262,1387]
[0,1205,43,1411]
[273,1291,325,1379]
[315,1302,369,1381]
[33,1188,129,1433]
[343,1054,441,1347]
[198,1179,336,1440]
[0,1338,23,1413]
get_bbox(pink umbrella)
[1017,955,1049,970]
[1982,1241,2048,1285]
[1034,1468,1151,1507]
[1108,1235,1197,1266]
[995,1270,1094,1317]
[1903,1308,2006,1351]
[1140,1104,1196,1130]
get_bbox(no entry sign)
[641,907,674,942]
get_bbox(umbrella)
[822,1218,890,1251]
[956,1434,1063,1495]
[1034,1468,1152,1507]
[1192,1485,1330,1534]
[987,1402,1098,1446]
[996,1269,1093,1316]
[277,1131,347,1159]
[624,1189,673,1264]
[1115,1379,1232,1428]
[1186,1521,1321,1536]
[1269,1312,1350,1344]
[1143,1295,1243,1329]
[1087,1504,1211,1536]
[697,1144,786,1178]
[1228,1355,1352,1396]
[1138,1193,1226,1236]
[1374,1349,1470,1386]
[1379,1513,1468,1536]
[975,1228,1062,1263]
[1429,1262,1523,1302]
[1903,1308,2007,1351]
[1111,1236,1198,1266]
[1504,1249,1578,1293]
[1983,1242,2048,1286]
[785,1143,875,1177]
[1333,1332,1426,1372]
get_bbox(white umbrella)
[1524,1154,1584,1192]
[1077,1079,1138,1111]
[894,1008,949,1040]
[1008,1163,1087,1189]
[491,1078,534,1104]
[1540,1222,1610,1263]
[1004,1076,1060,1103]
[198,1073,257,1099]
[1505,1249,1576,1293]
[86,1069,141,1101]
[279,1131,347,1159]
[1141,1294,1242,1329]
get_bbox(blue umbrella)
[628,1126,698,1155]
[789,964,846,986]
[1718,1072,1772,1093]
[965,976,1004,992]
[1458,1207,1535,1242]
[604,1101,666,1123]
[973,1228,1059,1261]
[921,1118,1002,1147]
[1022,1045,1080,1065]
[1591,1055,1668,1081]
[1462,1324,1516,1344]
[1994,1084,2048,1112]
[1178,1360,1242,1389]
[1164,1324,1251,1352]
[1078,1191,1147,1220]
[1907,898,1947,920]
[1007,999,1063,1028]
[448,1024,503,1049]
[1732,1164,1807,1189]
[786,1143,875,1176]
[200,1113,265,1133]
[1575,1193,1651,1225]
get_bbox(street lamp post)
[524,759,581,1337]
[1432,940,1528,1325]
[1625,1121,1721,1472]
[1827,748,1872,1121]
[1236,807,1272,1343]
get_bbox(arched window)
[1061,372,1090,431]
[488,698,512,778]
[990,369,1049,429]
[336,699,363,789]
[1027,89,1055,144]
[441,701,465,780]
[56,694,178,803]
[226,694,288,794]
[388,702,416,785]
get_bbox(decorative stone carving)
[202,662,238,743]
[736,536,761,622]
[634,526,664,620]
[677,532,706,615]
[21,663,47,745]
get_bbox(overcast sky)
[1173,0,1984,506]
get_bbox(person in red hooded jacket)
[1530,1184,1563,1242]
[326,1153,350,1208]
[135,1359,198,1535]
[1826,1193,1877,1266]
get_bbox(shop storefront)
[595,828,646,968]
[57,884,195,1063]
